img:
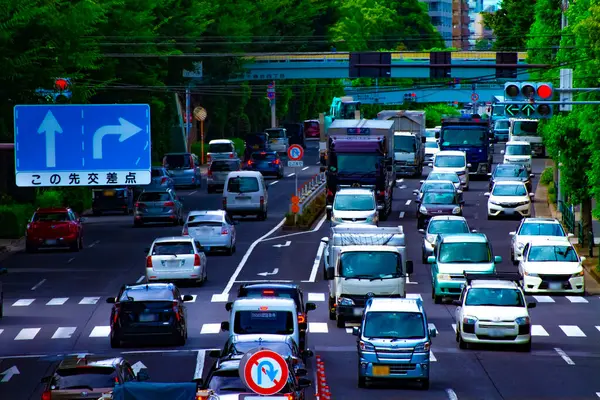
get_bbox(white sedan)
[486,181,533,219]
[145,236,208,285]
[509,217,574,264]
[518,238,585,294]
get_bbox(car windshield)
[441,128,487,146]
[495,121,510,129]
[422,192,456,205]
[252,153,277,161]
[231,341,293,356]
[339,251,400,278]
[211,161,239,172]
[164,154,191,169]
[265,129,286,138]
[492,184,527,196]
[528,245,579,262]
[424,130,437,138]
[233,311,294,335]
[334,194,375,211]
[512,121,539,136]
[422,182,454,192]
[363,312,425,339]
[52,367,118,389]
[425,142,439,149]
[465,288,525,307]
[151,169,166,177]
[394,135,416,152]
[519,222,565,236]
[227,177,259,193]
[439,242,492,263]
[494,166,527,178]
[209,143,233,153]
[152,242,195,255]
[138,192,170,202]
[208,370,291,394]
[428,220,469,234]
[33,212,69,222]
[434,155,465,168]
[242,289,300,310]
[336,154,382,174]
[506,145,531,155]
[429,173,459,183]
[119,288,174,301]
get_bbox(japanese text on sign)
[20,171,149,187]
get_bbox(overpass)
[227,51,536,81]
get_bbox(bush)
[286,193,326,228]
[548,182,557,204]
[34,188,92,214]
[0,204,35,239]
[540,167,554,186]
[36,190,63,208]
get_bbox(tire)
[326,209,332,220]
[422,250,427,264]
[358,371,366,388]
[78,237,84,250]
[511,250,518,266]
[207,186,214,194]
[518,340,532,352]
[458,332,468,349]
[432,286,442,304]
[93,210,101,216]
[123,209,129,215]
[175,331,186,346]
[420,378,430,390]
[110,332,121,348]
[70,240,80,252]
[134,220,143,228]
[336,314,345,328]
[258,210,267,221]
[25,243,37,253]
[328,298,336,321]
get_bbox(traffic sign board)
[14,104,151,187]
[471,93,479,102]
[267,90,275,100]
[521,103,535,117]
[288,160,304,168]
[504,104,520,117]
[287,144,304,161]
[240,348,289,395]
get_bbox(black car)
[246,151,284,178]
[92,187,134,215]
[244,132,269,163]
[106,283,194,348]
[488,163,534,192]
[0,268,6,318]
[283,122,306,149]
[416,189,464,229]
[217,335,311,370]
[230,283,317,353]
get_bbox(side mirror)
[509,231,516,236]
[304,349,314,358]
[494,255,503,263]
[500,150,505,154]
[208,350,221,358]
[220,321,230,332]
[532,151,536,155]
[529,193,535,198]
[527,302,537,309]
[484,192,490,197]
[106,297,116,304]
[144,247,150,253]
[225,302,233,312]
[466,163,472,168]
[405,261,414,275]
[567,233,575,238]
[427,256,436,264]
[580,257,587,263]
[326,205,332,211]
[298,378,312,389]
[460,200,465,205]
[0,267,7,275]
[419,180,425,184]
[182,295,194,302]
[377,205,384,211]
[452,300,462,306]
[435,132,440,139]
[428,327,438,338]
[352,327,360,336]
[471,229,478,233]
[530,174,535,178]
[295,368,308,377]
[412,190,419,195]
[457,189,463,194]
[325,267,334,280]
[306,302,317,312]
[427,163,433,167]
[320,237,329,244]
[136,369,150,382]
[418,229,425,234]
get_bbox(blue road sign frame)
[14,104,151,187]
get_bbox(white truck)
[508,118,544,157]
[321,224,413,328]
[376,110,426,177]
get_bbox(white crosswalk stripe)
[566,296,588,303]
[531,325,549,336]
[533,295,554,303]
[15,328,40,340]
[407,294,422,300]
[79,297,100,305]
[52,327,76,339]
[430,351,437,362]
[47,298,69,306]
[451,324,457,333]
[308,323,329,333]
[308,293,325,302]
[200,324,221,334]
[12,299,35,307]
[89,326,111,337]
[187,295,197,303]
[560,325,586,337]
[0,329,4,337]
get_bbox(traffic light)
[53,78,72,103]
[503,82,554,118]
[403,93,417,103]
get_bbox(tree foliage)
[483,0,536,50]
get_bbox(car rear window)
[208,369,292,394]
[33,212,69,222]
[210,161,239,172]
[209,143,234,153]
[252,153,276,161]
[164,154,191,169]
[152,242,195,255]
[52,367,118,389]
[120,288,174,301]
[138,192,170,202]
[188,214,222,223]
[265,129,285,138]
[227,177,259,193]
[234,311,295,335]
[241,288,301,310]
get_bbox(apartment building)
[420,0,453,48]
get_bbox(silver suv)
[327,188,380,227]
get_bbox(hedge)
[285,193,326,229]
[0,204,35,239]
[191,137,245,164]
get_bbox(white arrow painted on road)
[272,241,291,248]
[93,118,142,159]
[257,268,279,277]
[37,111,62,168]
[131,361,147,375]
[0,366,20,382]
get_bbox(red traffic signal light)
[521,84,535,98]
[411,93,416,97]
[537,84,553,99]
[54,78,69,91]
[505,84,519,98]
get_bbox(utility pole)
[557,0,570,205]
[185,85,191,152]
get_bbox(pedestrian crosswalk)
[8,295,199,307]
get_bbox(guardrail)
[292,172,327,216]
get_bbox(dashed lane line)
[31,279,46,291]
[399,211,405,218]
[269,180,279,186]
[302,166,309,171]
[287,173,295,177]
[405,200,411,206]
[555,347,575,365]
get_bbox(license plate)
[504,209,515,215]
[103,190,115,196]
[549,282,562,290]
[487,329,505,337]
[372,366,389,376]
[139,314,157,322]
[46,239,57,245]
[236,196,250,200]
[353,308,363,316]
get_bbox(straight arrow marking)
[37,111,62,168]
[1,366,20,382]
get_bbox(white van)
[221,297,300,348]
[265,128,289,154]
[501,141,533,173]
[207,139,237,164]
[429,150,470,190]
[223,171,268,220]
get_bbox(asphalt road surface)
[1,142,600,400]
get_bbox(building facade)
[468,0,485,47]
[420,0,454,48]
[452,0,471,49]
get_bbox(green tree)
[483,0,536,50]
[525,0,561,78]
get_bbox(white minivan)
[223,171,268,220]
[207,139,236,164]
[429,150,470,190]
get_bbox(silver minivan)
[207,139,237,164]
[265,128,289,154]
[163,153,202,188]
[207,159,241,193]
[223,171,268,220]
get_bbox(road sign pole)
[200,120,205,164]
[185,86,191,151]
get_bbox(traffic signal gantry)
[503,82,553,119]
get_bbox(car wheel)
[93,210,101,216]
[432,286,442,304]
[518,340,531,352]
[70,240,79,252]
[420,378,430,390]
[175,330,186,346]
[458,332,468,349]
[487,214,493,220]
[422,250,427,264]
[25,242,37,253]
[133,220,143,228]
[123,208,129,215]
[78,237,84,250]
[258,211,267,221]
[336,314,345,328]
[226,244,234,256]
[110,332,121,348]
[358,369,367,388]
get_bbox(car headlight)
[331,216,343,223]
[515,316,530,325]
[437,273,451,281]
[489,201,501,206]
[452,207,461,215]
[571,270,584,278]
[516,242,525,250]
[426,234,436,243]
[337,297,354,306]
[523,271,538,277]
[463,316,477,325]
[419,206,428,214]
[359,340,375,351]
[516,201,530,206]
[414,342,430,352]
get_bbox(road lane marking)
[533,295,554,303]
[554,347,575,365]
[406,276,417,285]
[47,298,68,306]
[399,211,405,218]
[430,351,437,362]
[405,200,411,206]
[188,295,197,303]
[136,275,145,284]
[302,166,309,171]
[566,296,588,303]
[194,350,208,380]
[445,388,458,400]
[220,217,286,296]
[31,279,46,291]
[308,241,326,283]
[89,326,111,337]
[406,294,422,300]
[67,258,75,264]
[189,191,197,196]
[345,328,353,334]
[52,327,76,339]
[308,293,325,302]
[15,328,40,341]
[451,324,457,333]
[88,240,100,248]
[287,173,295,177]
[12,299,34,307]
[308,323,328,333]
[531,325,549,336]
[79,297,100,305]
[262,215,326,242]
[0,329,3,337]
[269,180,279,186]
[211,294,229,303]
[200,324,221,334]
[560,325,586,337]
[596,393,600,398]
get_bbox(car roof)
[336,188,374,195]
[441,233,488,243]
[241,283,300,291]
[528,237,573,246]
[188,210,225,217]
[366,298,423,313]
[469,280,520,290]
[209,139,233,144]
[141,188,171,193]
[522,218,560,224]
[227,171,262,178]
[124,282,176,291]
[429,215,467,222]
[493,180,527,186]
[58,355,123,370]
[35,207,70,212]
[436,150,465,157]
[506,141,530,146]
[152,236,195,244]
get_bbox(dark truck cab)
[438,115,493,177]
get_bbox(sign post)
[239,348,290,396]
[193,106,207,164]
[287,144,304,198]
[267,82,276,128]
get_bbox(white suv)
[328,188,380,227]
[454,273,535,352]
[509,218,573,264]
[486,181,533,219]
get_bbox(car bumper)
[522,275,584,293]
[147,267,203,281]
[187,235,231,249]
[434,279,465,297]
[460,327,531,345]
[358,354,430,380]
[395,163,419,175]
[172,176,198,186]
[494,134,509,142]
[134,211,178,222]
[488,203,531,218]
[27,235,78,248]
[206,179,226,187]
[225,205,263,215]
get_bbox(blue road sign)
[14,104,151,187]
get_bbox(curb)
[0,237,25,262]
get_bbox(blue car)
[246,151,284,178]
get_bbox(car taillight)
[182,226,188,235]
[284,394,295,400]
[298,313,306,324]
[260,196,264,206]
[146,256,153,269]
[164,201,175,207]
[172,300,181,321]
[272,159,281,165]
[42,390,51,400]
[327,189,333,197]
[263,290,275,295]
[222,197,227,208]
[247,160,254,166]
[379,190,385,197]
[207,169,213,176]
[135,202,146,208]
[229,153,234,158]
[194,254,201,266]
[207,154,211,163]
[160,177,167,184]
[221,225,229,235]
[113,304,120,324]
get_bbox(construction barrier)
[290,171,326,216]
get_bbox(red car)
[304,120,320,139]
[25,207,84,253]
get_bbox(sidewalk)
[0,237,25,262]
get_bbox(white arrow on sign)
[131,361,147,375]
[257,268,279,277]
[37,111,62,168]
[1,366,20,382]
[93,118,142,159]
[272,241,291,248]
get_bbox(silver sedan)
[145,236,207,285]
[182,210,237,255]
